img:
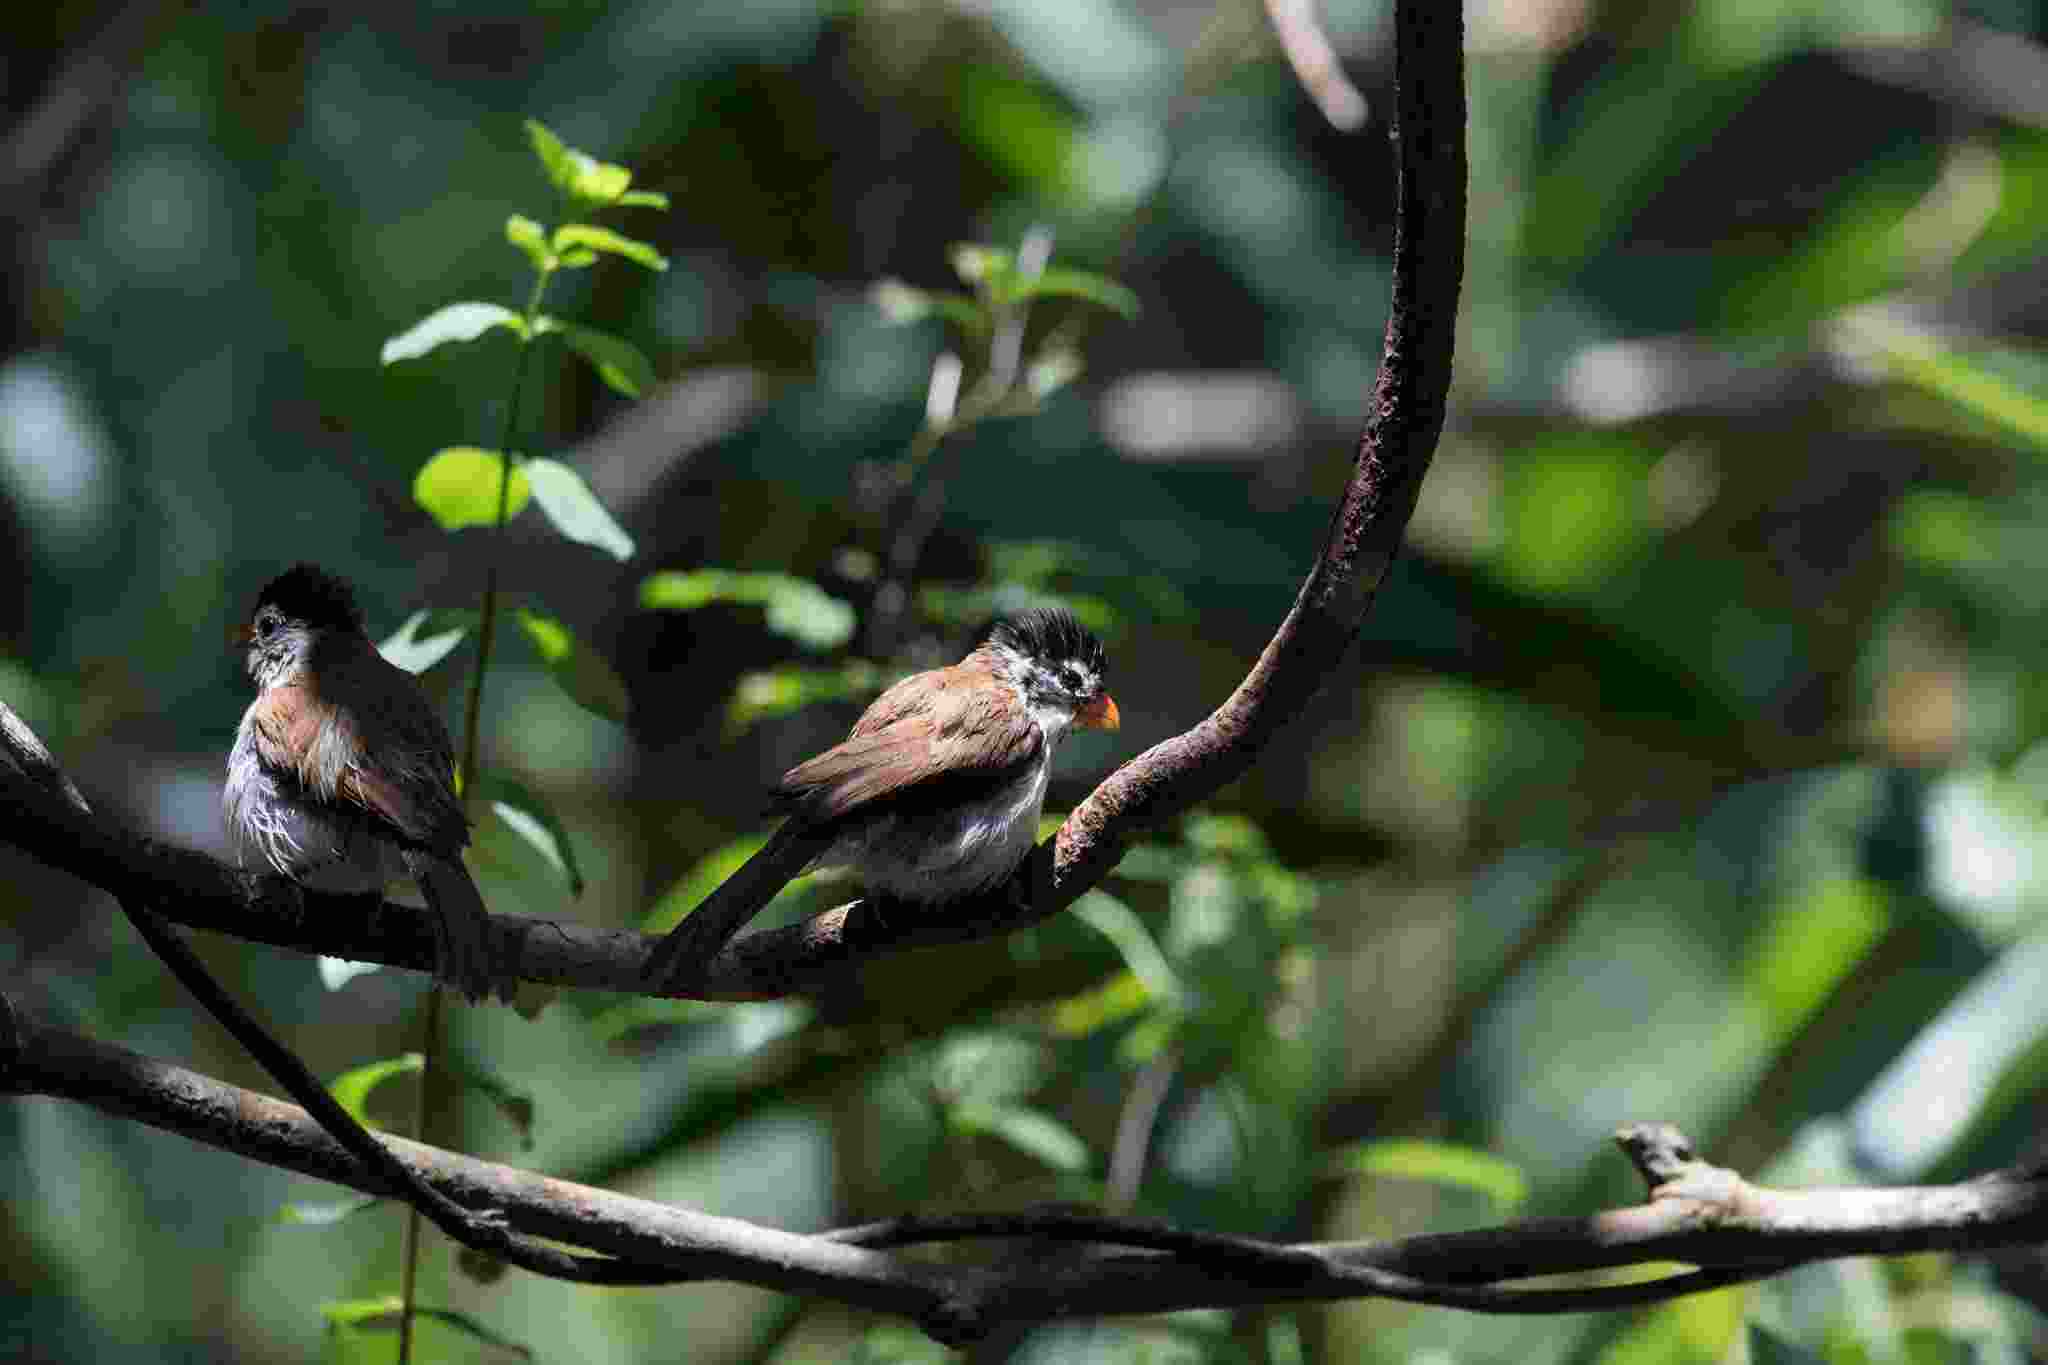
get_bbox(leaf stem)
[400,260,552,1365]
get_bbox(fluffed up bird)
[223,564,506,1002]
[643,606,1119,991]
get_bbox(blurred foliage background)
[6,0,2048,1361]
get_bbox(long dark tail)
[406,849,502,1004]
[642,822,827,992]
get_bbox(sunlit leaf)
[378,607,478,674]
[413,447,530,531]
[1333,1138,1530,1213]
[642,833,771,936]
[871,278,988,334]
[552,223,667,272]
[322,1295,534,1357]
[317,956,385,991]
[504,214,551,272]
[511,608,630,721]
[724,661,883,732]
[639,569,856,650]
[476,773,585,896]
[998,267,1140,321]
[1048,969,1153,1037]
[949,243,1014,288]
[327,1053,423,1129]
[1745,877,1889,1035]
[1869,329,2048,453]
[277,1194,380,1225]
[952,1101,1091,1173]
[522,458,634,560]
[379,302,524,366]
[616,189,669,210]
[525,118,631,209]
[1888,489,1995,571]
[1070,890,1185,1005]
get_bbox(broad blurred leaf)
[725,662,882,732]
[1334,1138,1530,1213]
[512,608,630,721]
[379,302,523,365]
[1025,347,1084,401]
[413,448,530,531]
[327,1052,423,1129]
[1746,1324,1826,1365]
[478,774,586,896]
[872,278,987,333]
[552,223,668,272]
[322,1295,533,1358]
[643,833,770,936]
[997,267,1139,321]
[640,569,856,650]
[951,1101,1091,1173]
[522,458,634,560]
[1070,890,1185,1005]
[933,1032,1047,1106]
[378,607,478,674]
[531,319,656,398]
[1048,969,1153,1038]
[1872,331,2048,454]
[1745,878,1890,1035]
[525,118,631,209]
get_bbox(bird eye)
[1060,665,1083,692]
[256,613,277,639]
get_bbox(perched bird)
[223,564,502,1002]
[643,606,1119,991]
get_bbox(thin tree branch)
[12,1012,2048,1339]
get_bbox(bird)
[642,606,1119,991]
[223,563,504,1003]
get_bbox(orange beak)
[1077,693,1120,731]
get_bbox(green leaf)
[532,318,656,398]
[1869,328,2048,453]
[511,607,630,721]
[1333,1138,1530,1213]
[871,278,988,334]
[1069,890,1185,1006]
[557,246,599,268]
[639,570,856,650]
[378,608,478,674]
[413,448,530,531]
[949,243,1014,288]
[505,213,552,272]
[552,223,668,272]
[277,1194,381,1225]
[477,774,586,896]
[952,1101,1091,1173]
[642,833,777,936]
[525,118,631,209]
[616,189,669,210]
[321,1296,534,1357]
[327,1053,423,1129]
[998,267,1140,321]
[379,302,524,366]
[522,458,634,560]
[723,662,883,732]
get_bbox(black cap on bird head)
[987,606,1107,675]
[250,563,367,634]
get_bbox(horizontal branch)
[13,999,2048,1341]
